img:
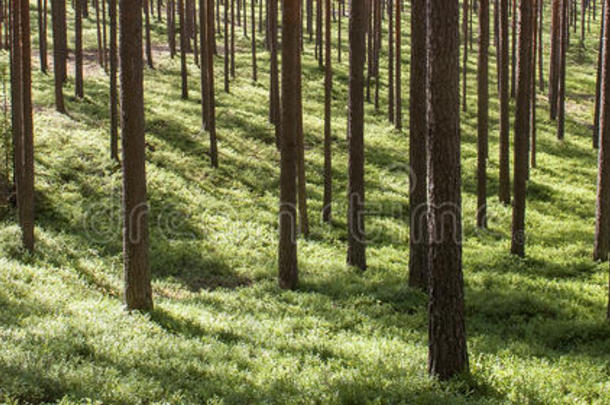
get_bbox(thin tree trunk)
[557,0,568,140]
[51,0,65,112]
[499,0,511,204]
[179,0,188,98]
[269,0,280,147]
[323,0,332,223]
[550,0,560,119]
[477,0,489,228]
[251,0,257,80]
[75,0,84,98]
[462,0,468,111]
[395,0,401,129]
[144,0,154,68]
[37,0,48,73]
[595,0,606,149]
[388,0,393,123]
[110,0,119,160]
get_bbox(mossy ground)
[0,2,609,404]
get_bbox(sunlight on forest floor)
[0,2,609,404]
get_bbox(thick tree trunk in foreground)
[408,0,428,291]
[347,0,366,270]
[119,0,154,311]
[278,0,299,289]
[269,0,281,148]
[427,0,468,380]
[511,0,533,257]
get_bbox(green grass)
[0,2,609,404]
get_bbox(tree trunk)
[394,0,401,129]
[388,0,394,123]
[511,0,516,97]
[477,0,489,228]
[499,0,511,204]
[550,0,560,119]
[462,0,468,111]
[251,0,257,80]
[426,0,468,380]
[110,0,119,161]
[323,0,332,223]
[144,0,154,68]
[75,0,84,98]
[179,0,188,98]
[557,0,568,140]
[511,0,533,257]
[37,0,48,73]
[51,0,66,112]
[278,0,299,289]
[408,0,428,290]
[347,0,366,270]
[231,0,235,77]
[119,0,153,311]
[594,0,610,262]
[269,0,280,148]
[595,0,606,149]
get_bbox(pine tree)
[427,0,469,380]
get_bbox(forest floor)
[1,3,609,404]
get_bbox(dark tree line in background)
[5,0,610,381]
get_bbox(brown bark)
[550,0,560,119]
[594,0,610,262]
[394,0,401,129]
[224,0,230,92]
[75,0,84,98]
[595,0,606,149]
[110,0,119,161]
[37,0,48,73]
[408,0,428,290]
[51,0,66,112]
[347,0,366,270]
[269,0,280,148]
[279,0,299,289]
[511,0,533,257]
[499,0,511,204]
[388,0,394,123]
[477,0,489,228]
[119,0,153,311]
[557,0,568,140]
[426,0,468,380]
[144,0,154,68]
[179,0,188,99]
[251,0,257,81]
[323,0,332,223]
[462,0,468,111]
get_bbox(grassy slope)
[1,2,609,404]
